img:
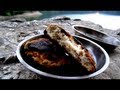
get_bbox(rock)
[73,19,81,21]
[0,16,120,79]
[53,16,71,20]
[117,32,120,36]
[0,37,4,46]
[1,63,41,79]
[9,18,27,23]
[0,11,42,21]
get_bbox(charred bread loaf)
[45,24,96,73]
[23,36,70,68]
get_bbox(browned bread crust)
[45,24,96,73]
[23,36,70,68]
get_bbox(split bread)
[45,24,96,73]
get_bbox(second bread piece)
[45,24,96,73]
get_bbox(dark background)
[0,0,120,17]
[0,0,119,10]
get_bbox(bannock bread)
[45,24,96,73]
[23,36,70,68]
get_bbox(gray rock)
[1,63,41,79]
[0,37,4,46]
[53,16,71,20]
[0,16,120,79]
[9,18,27,23]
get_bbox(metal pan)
[16,35,109,80]
[73,25,120,51]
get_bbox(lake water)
[40,11,120,30]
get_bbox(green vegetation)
[0,10,27,16]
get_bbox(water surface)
[40,11,120,30]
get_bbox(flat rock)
[0,16,120,79]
